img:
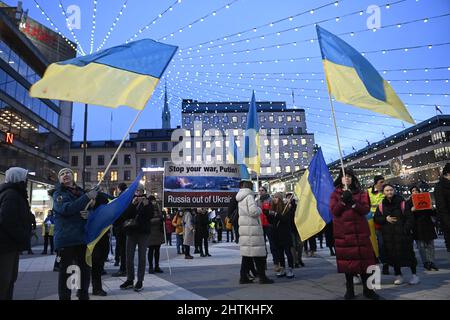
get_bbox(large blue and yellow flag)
[244,91,261,175]
[229,139,250,180]
[84,172,143,266]
[30,39,177,109]
[316,25,415,124]
[294,148,334,241]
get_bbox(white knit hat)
[5,167,28,183]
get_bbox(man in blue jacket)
[52,168,98,300]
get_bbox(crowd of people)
[0,162,449,300]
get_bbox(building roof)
[181,99,304,113]
[328,115,450,167]
[71,140,135,149]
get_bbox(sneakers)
[276,267,286,278]
[394,275,404,285]
[409,274,420,285]
[120,280,134,290]
[154,267,164,273]
[112,271,126,277]
[286,268,295,279]
[134,281,143,292]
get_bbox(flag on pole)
[30,39,178,109]
[294,148,334,241]
[84,172,143,266]
[435,105,443,115]
[228,139,250,179]
[316,25,415,124]
[244,91,261,175]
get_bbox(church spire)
[162,82,171,129]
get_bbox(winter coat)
[172,215,184,235]
[52,183,91,250]
[435,177,450,231]
[215,217,223,231]
[42,214,55,237]
[374,195,417,267]
[0,182,32,253]
[236,188,265,257]
[165,216,175,234]
[405,198,437,241]
[148,209,165,246]
[368,187,384,230]
[273,206,294,247]
[123,198,152,235]
[330,188,376,274]
[195,212,209,237]
[183,211,195,246]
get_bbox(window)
[124,170,131,181]
[266,167,272,174]
[140,158,146,168]
[71,156,78,167]
[223,115,229,123]
[294,152,299,159]
[282,139,288,146]
[233,129,239,136]
[295,115,301,122]
[292,139,298,146]
[185,155,192,162]
[110,170,118,182]
[302,151,308,159]
[288,128,294,134]
[184,117,191,125]
[278,115,283,122]
[151,158,158,166]
[213,115,219,124]
[162,142,168,151]
[86,155,91,166]
[276,166,281,173]
[295,165,300,171]
[73,172,78,182]
[275,152,280,159]
[215,141,222,147]
[273,139,279,146]
[203,115,209,123]
[97,171,104,182]
[140,143,147,152]
[151,143,157,152]
[285,166,291,173]
[269,115,274,122]
[242,116,246,123]
[301,138,307,145]
[260,116,266,123]
[264,139,269,146]
[98,155,105,166]
[280,128,285,135]
[195,130,201,136]
[284,152,289,159]
[232,116,238,123]
[85,171,91,182]
[185,131,191,137]
[111,155,118,166]
[124,154,131,165]
[286,116,292,122]
[297,128,303,134]
[194,116,200,121]
[162,158,169,164]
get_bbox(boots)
[344,275,355,300]
[329,247,336,256]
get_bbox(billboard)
[163,162,243,208]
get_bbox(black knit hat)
[373,175,385,185]
[443,163,450,176]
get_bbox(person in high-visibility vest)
[367,175,388,274]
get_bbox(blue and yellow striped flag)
[316,25,415,124]
[244,91,261,175]
[30,39,177,109]
[84,172,143,266]
[294,148,334,241]
[229,139,250,180]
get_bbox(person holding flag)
[329,169,381,300]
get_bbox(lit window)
[236,140,241,147]
[205,131,210,136]
[110,170,118,182]
[285,166,291,173]
[206,155,212,162]
[292,139,298,145]
[196,155,202,162]
[264,139,269,146]
[301,138,307,145]
[276,166,281,173]
[282,139,288,146]
[216,154,222,161]
[265,153,270,159]
[269,115,274,122]
[278,115,283,122]
[195,141,201,148]
[294,152,299,159]
[97,171,104,181]
[273,139,279,146]
[284,152,289,159]
[266,167,272,174]
[233,129,239,136]
[302,151,308,159]
[185,131,191,137]
[205,141,211,148]
[185,155,192,162]
[215,141,222,147]
[287,116,292,122]
[295,115,301,122]
[295,165,300,171]
[232,116,238,123]
[260,116,266,122]
[73,172,78,182]
[275,153,280,159]
[195,130,201,136]
[225,141,230,147]
[185,141,191,148]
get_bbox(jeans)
[126,233,150,282]
[277,244,294,269]
[166,232,172,246]
[0,251,19,300]
[375,229,386,264]
[226,230,234,242]
[58,245,91,300]
[200,235,209,255]
[217,230,222,242]
[176,234,184,254]
[417,240,435,264]
[148,245,161,268]
[43,235,54,254]
[263,226,277,264]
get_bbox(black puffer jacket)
[273,205,294,247]
[374,195,417,267]
[195,212,209,237]
[435,177,450,229]
[405,199,437,241]
[123,197,152,235]
[0,182,32,253]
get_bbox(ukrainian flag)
[316,26,415,124]
[84,172,143,266]
[244,91,261,175]
[229,139,250,180]
[294,148,334,241]
[30,39,177,109]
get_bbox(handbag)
[123,201,143,231]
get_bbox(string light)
[89,0,98,54]
[35,0,84,55]
[96,0,129,52]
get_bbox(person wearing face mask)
[147,196,165,274]
[172,210,184,255]
[330,169,380,300]
[374,184,419,286]
[0,167,32,300]
[52,167,99,300]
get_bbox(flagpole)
[327,94,347,190]
[82,103,88,190]
[162,214,172,275]
[97,108,145,187]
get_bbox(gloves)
[86,186,100,200]
[341,190,354,205]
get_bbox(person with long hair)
[329,168,381,300]
[374,184,419,285]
